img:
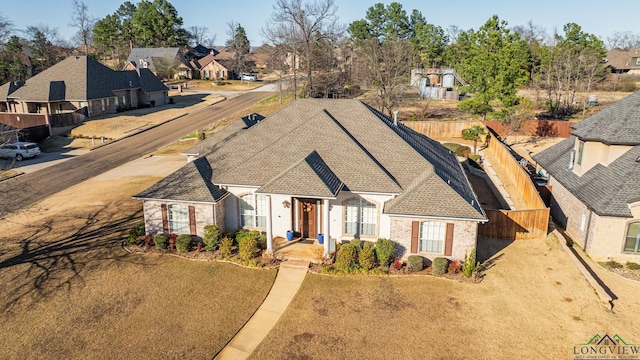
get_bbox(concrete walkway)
[215,260,309,359]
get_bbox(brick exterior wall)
[549,176,640,262]
[389,216,478,261]
[142,200,222,238]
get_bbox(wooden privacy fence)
[402,119,574,139]
[402,121,483,139]
[477,127,550,240]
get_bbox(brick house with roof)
[534,91,640,262]
[0,55,168,140]
[134,99,486,260]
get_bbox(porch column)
[266,195,273,254]
[323,199,330,258]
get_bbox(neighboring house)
[134,99,486,260]
[124,47,194,79]
[0,55,168,140]
[533,91,640,262]
[605,49,640,74]
[249,44,274,70]
[192,54,231,80]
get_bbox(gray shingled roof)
[126,48,183,72]
[533,136,640,217]
[2,56,167,102]
[133,157,228,203]
[257,151,344,198]
[139,99,485,220]
[571,91,640,145]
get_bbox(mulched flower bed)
[601,266,640,282]
[308,261,479,283]
[123,242,282,269]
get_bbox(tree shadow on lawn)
[0,206,156,313]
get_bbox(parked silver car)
[240,73,257,81]
[0,142,41,161]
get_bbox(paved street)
[0,91,275,217]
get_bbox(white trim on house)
[132,196,228,205]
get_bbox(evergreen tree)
[226,22,251,75]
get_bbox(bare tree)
[356,37,411,115]
[0,13,13,47]
[266,0,341,97]
[606,30,640,50]
[188,26,216,47]
[70,0,95,55]
[263,20,302,99]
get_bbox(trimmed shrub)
[433,257,449,275]
[236,230,267,250]
[455,145,471,158]
[238,235,259,260]
[175,234,192,253]
[407,255,424,273]
[350,239,362,250]
[462,249,479,278]
[362,241,374,250]
[448,260,462,274]
[335,243,358,270]
[219,236,233,257]
[128,222,145,245]
[375,238,395,266]
[358,245,377,270]
[154,233,169,250]
[203,224,220,251]
[626,262,640,270]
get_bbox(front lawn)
[0,176,276,359]
[250,234,640,359]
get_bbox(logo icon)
[574,333,640,359]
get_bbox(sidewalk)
[215,260,309,359]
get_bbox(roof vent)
[393,111,398,126]
[636,156,640,163]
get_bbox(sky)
[2,0,640,47]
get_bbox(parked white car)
[240,73,257,81]
[0,142,41,161]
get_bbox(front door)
[298,199,317,238]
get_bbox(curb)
[553,229,615,308]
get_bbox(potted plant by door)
[317,234,324,245]
[286,230,294,241]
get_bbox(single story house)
[134,99,487,259]
[0,56,168,139]
[533,91,640,262]
[192,54,231,80]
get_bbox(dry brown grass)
[68,93,224,144]
[251,233,640,359]
[153,138,198,156]
[0,176,276,359]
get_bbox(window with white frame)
[344,198,376,237]
[419,221,445,253]
[576,140,585,166]
[624,222,640,253]
[168,204,189,234]
[240,194,267,228]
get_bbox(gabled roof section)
[189,98,484,220]
[133,157,228,204]
[571,91,640,145]
[384,169,486,220]
[533,136,640,217]
[2,56,167,102]
[126,47,183,72]
[257,151,343,198]
[211,106,403,194]
[0,81,25,100]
